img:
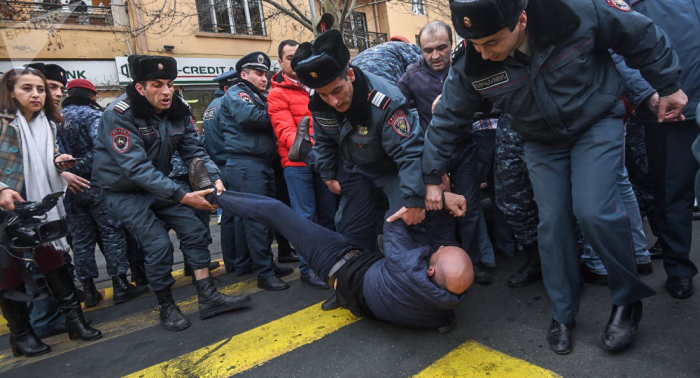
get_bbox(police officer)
[424,0,686,354]
[218,52,293,291]
[92,55,251,331]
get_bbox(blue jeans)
[283,166,338,275]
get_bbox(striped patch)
[114,100,130,114]
[368,89,391,110]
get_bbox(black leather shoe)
[189,157,214,191]
[665,276,693,299]
[547,319,575,355]
[648,240,666,260]
[278,251,300,263]
[208,261,221,271]
[637,262,653,276]
[508,260,542,287]
[288,116,312,162]
[113,274,149,305]
[301,271,329,290]
[195,277,251,319]
[602,300,642,351]
[155,290,190,332]
[81,278,102,308]
[321,293,341,311]
[580,265,608,286]
[275,265,294,278]
[473,262,494,284]
[437,317,457,334]
[257,275,290,291]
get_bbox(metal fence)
[343,30,388,52]
[0,1,116,26]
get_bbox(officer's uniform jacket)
[202,94,227,166]
[60,96,103,179]
[311,67,426,208]
[423,0,682,185]
[219,80,276,163]
[92,83,220,203]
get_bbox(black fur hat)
[128,55,178,82]
[451,0,528,40]
[27,63,67,86]
[292,30,351,89]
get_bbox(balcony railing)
[343,30,388,52]
[0,1,125,27]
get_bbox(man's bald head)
[428,246,474,294]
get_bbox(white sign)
[115,57,240,85]
[0,60,120,88]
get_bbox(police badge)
[607,0,630,11]
[358,126,368,136]
[388,111,410,138]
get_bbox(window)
[196,0,266,36]
[412,0,425,15]
[343,12,369,51]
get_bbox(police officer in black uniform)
[92,55,251,331]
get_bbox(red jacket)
[268,72,314,168]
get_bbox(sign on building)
[115,57,240,85]
[0,60,120,88]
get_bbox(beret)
[67,78,97,93]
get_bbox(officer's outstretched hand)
[425,184,444,211]
[387,207,426,226]
[181,188,217,210]
[0,188,24,211]
[656,89,688,123]
[325,180,341,195]
[444,192,467,217]
[214,179,225,195]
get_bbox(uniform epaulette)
[114,100,130,114]
[451,40,466,64]
[368,89,391,110]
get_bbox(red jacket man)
[268,70,314,168]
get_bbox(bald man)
[203,187,473,331]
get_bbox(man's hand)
[54,154,77,170]
[657,89,688,123]
[0,188,24,211]
[180,188,216,210]
[444,192,467,217]
[646,92,660,115]
[214,179,225,195]
[386,206,426,226]
[425,184,444,211]
[432,94,442,114]
[441,174,451,193]
[325,180,341,195]
[61,172,90,194]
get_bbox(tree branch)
[262,0,313,30]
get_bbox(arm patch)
[388,110,411,138]
[368,89,392,110]
[114,100,130,114]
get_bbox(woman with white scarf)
[0,67,102,358]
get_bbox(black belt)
[327,249,362,287]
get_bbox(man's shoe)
[81,278,102,308]
[437,317,457,334]
[637,262,653,276]
[155,290,190,331]
[547,319,575,355]
[507,260,542,287]
[580,265,608,286]
[648,240,666,260]
[195,277,251,319]
[208,261,221,271]
[257,275,290,291]
[665,276,693,299]
[278,251,300,263]
[189,157,214,191]
[473,262,494,284]
[321,293,341,311]
[301,271,329,290]
[129,261,149,287]
[601,300,642,351]
[113,274,149,305]
[275,265,294,278]
[288,116,312,162]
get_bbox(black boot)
[0,290,51,357]
[194,277,251,320]
[129,261,149,287]
[81,278,103,308]
[321,292,341,311]
[601,300,643,351]
[44,266,102,341]
[113,274,149,305]
[155,289,190,331]
[508,243,542,288]
[547,319,575,355]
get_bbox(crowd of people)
[0,0,698,361]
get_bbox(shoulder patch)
[368,89,391,110]
[388,110,411,138]
[606,0,630,11]
[203,107,217,121]
[451,40,466,64]
[111,128,131,153]
[238,92,252,103]
[114,100,130,114]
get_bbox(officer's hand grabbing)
[61,172,90,194]
[425,184,444,211]
[656,89,688,123]
[214,179,225,195]
[0,188,24,211]
[180,188,217,210]
[325,180,341,195]
[386,206,426,226]
[444,192,467,217]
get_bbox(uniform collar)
[62,95,103,111]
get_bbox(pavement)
[0,218,698,378]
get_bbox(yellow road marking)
[413,340,561,378]
[124,303,361,378]
[0,271,300,373]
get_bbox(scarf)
[16,110,70,252]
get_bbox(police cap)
[214,70,238,83]
[128,55,178,82]
[235,52,271,73]
[27,63,67,86]
[291,30,350,89]
[450,0,528,40]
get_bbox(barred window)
[412,0,425,15]
[196,0,266,36]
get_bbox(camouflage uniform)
[624,118,655,230]
[351,42,422,84]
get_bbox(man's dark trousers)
[217,163,240,272]
[644,119,699,278]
